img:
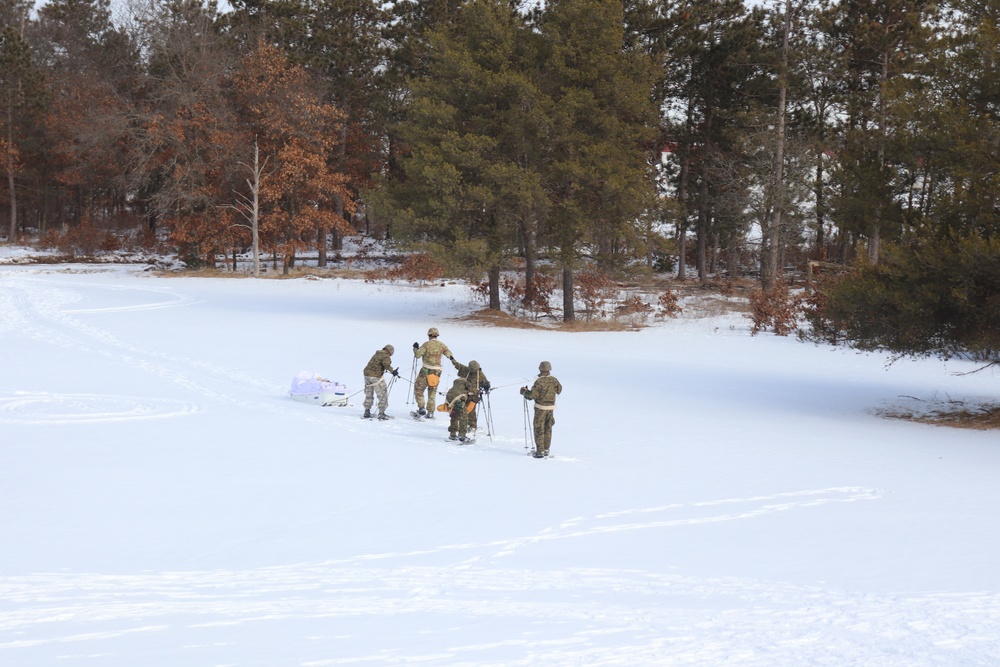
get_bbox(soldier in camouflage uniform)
[445,378,472,442]
[450,357,490,435]
[362,344,398,419]
[520,361,562,458]
[412,327,453,418]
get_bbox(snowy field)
[2,260,1000,666]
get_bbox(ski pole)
[406,357,417,404]
[522,395,535,454]
[483,392,494,442]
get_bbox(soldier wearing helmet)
[520,361,562,458]
[362,344,398,420]
[450,357,490,436]
[412,327,453,418]
[444,378,472,443]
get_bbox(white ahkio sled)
[288,371,348,407]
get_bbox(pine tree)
[374,0,545,309]
[821,0,933,263]
[652,0,769,284]
[0,0,44,240]
[537,0,657,320]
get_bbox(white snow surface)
[2,262,1000,666]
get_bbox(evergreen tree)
[905,0,1000,238]
[537,0,657,320]
[821,0,933,263]
[374,0,545,309]
[0,0,44,240]
[813,233,1000,365]
[652,0,768,283]
[810,0,1000,363]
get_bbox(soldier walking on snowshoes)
[521,361,562,458]
[412,327,452,418]
[450,357,490,437]
[362,344,398,420]
[444,378,473,443]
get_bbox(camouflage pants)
[449,400,469,438]
[363,375,388,412]
[533,408,555,456]
[413,369,441,411]
[466,399,479,431]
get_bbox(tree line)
[2,0,998,328]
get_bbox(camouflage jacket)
[363,348,393,378]
[445,382,468,409]
[414,339,452,371]
[524,373,562,408]
[451,359,489,398]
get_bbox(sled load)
[289,371,348,407]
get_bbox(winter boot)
[377,411,389,420]
[363,408,371,419]
[448,434,458,441]
[417,407,427,416]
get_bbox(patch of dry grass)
[459,309,543,330]
[883,405,1000,431]
[555,319,640,332]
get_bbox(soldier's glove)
[448,355,454,361]
[482,382,491,393]
[519,386,527,395]
[413,342,419,350]
[392,368,399,377]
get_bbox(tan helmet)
[539,360,552,373]
[383,344,394,355]
[428,327,439,338]
[469,360,480,371]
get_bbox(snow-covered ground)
[2,260,1000,666]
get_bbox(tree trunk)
[522,220,536,305]
[766,0,792,289]
[488,265,500,310]
[710,233,720,275]
[870,49,889,265]
[676,92,694,281]
[677,224,687,280]
[562,265,575,322]
[815,149,825,255]
[317,226,327,267]
[6,102,16,241]
[696,189,708,284]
